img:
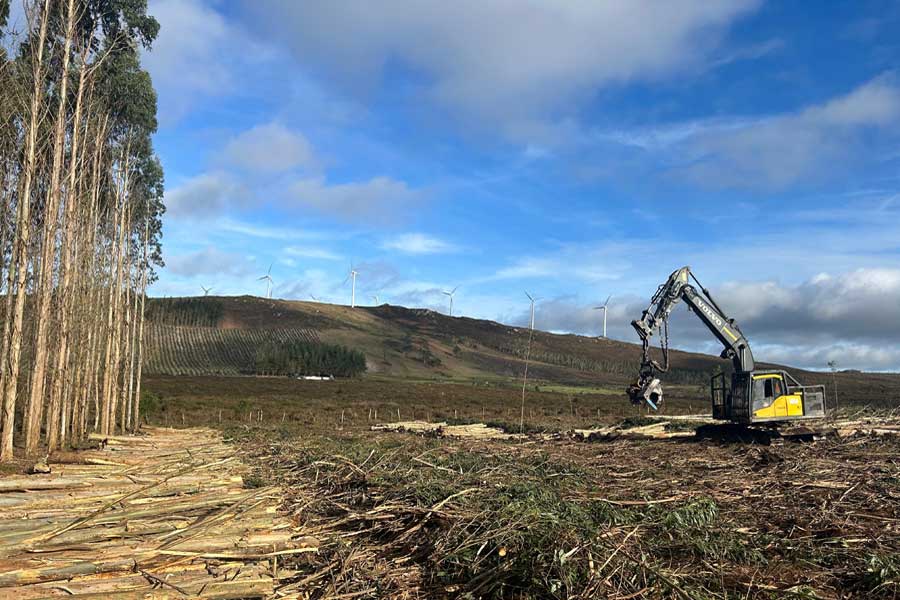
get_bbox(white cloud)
[588,76,900,189]
[681,76,900,188]
[289,176,424,222]
[510,268,900,371]
[143,0,236,121]
[167,246,254,277]
[751,342,900,372]
[165,172,249,219]
[283,245,341,261]
[490,244,634,282]
[243,0,760,140]
[221,123,316,173]
[216,218,339,241]
[381,233,458,255]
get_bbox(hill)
[143,295,900,404]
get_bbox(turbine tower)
[442,286,459,317]
[257,263,274,299]
[344,265,359,308]
[372,294,379,305]
[200,285,212,297]
[593,294,611,338]
[525,291,539,331]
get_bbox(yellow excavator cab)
[711,369,826,424]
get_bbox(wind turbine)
[200,285,213,297]
[593,295,611,338]
[343,265,359,308]
[372,294,380,305]
[442,286,459,317]
[524,291,539,331]
[257,263,274,299]
[309,294,320,302]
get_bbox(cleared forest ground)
[138,375,900,598]
[233,422,900,599]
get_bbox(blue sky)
[125,0,900,370]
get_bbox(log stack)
[0,427,315,599]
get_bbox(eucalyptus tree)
[0,0,164,461]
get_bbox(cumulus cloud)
[143,0,239,121]
[520,269,900,371]
[166,246,254,277]
[165,173,249,219]
[715,268,900,343]
[381,233,458,255]
[680,76,900,188]
[221,123,316,173]
[289,176,424,222]
[591,76,900,189]
[242,0,759,140]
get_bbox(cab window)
[752,377,780,411]
[753,379,775,411]
[771,378,784,398]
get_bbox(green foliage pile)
[226,426,900,599]
[254,340,366,378]
[145,298,224,327]
[238,434,771,598]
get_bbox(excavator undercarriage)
[627,266,827,425]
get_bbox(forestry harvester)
[627,266,826,424]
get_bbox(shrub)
[254,340,367,378]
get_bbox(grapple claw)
[626,376,664,410]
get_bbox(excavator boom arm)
[628,266,754,407]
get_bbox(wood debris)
[0,427,314,599]
[371,420,526,440]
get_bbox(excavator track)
[695,423,824,445]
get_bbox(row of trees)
[255,340,367,378]
[144,298,224,328]
[0,0,164,461]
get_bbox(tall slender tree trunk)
[0,1,51,462]
[132,200,151,432]
[27,0,78,454]
[49,43,90,451]
[100,148,130,435]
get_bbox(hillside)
[143,296,900,403]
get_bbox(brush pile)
[237,426,900,599]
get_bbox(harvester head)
[626,376,663,410]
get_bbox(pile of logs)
[372,414,900,443]
[371,420,526,440]
[0,427,315,599]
